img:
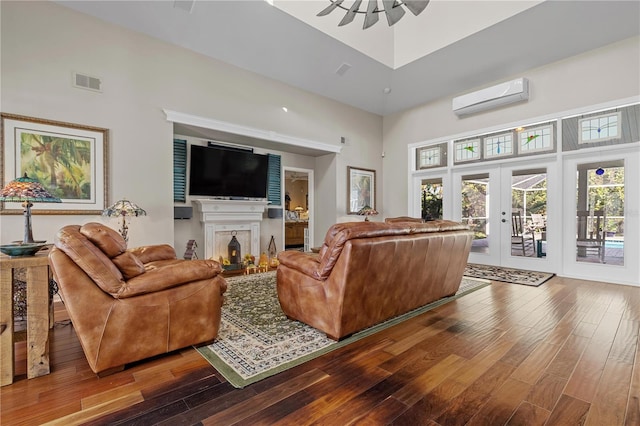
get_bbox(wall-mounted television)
[188,144,269,199]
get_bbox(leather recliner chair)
[49,222,227,375]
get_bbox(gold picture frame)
[347,166,375,214]
[1,113,109,215]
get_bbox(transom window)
[454,139,481,163]
[519,125,553,153]
[579,112,621,144]
[484,133,513,158]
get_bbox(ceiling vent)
[335,63,352,76]
[453,78,529,116]
[73,72,102,92]
[173,0,195,13]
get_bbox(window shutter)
[173,139,187,203]
[267,154,281,206]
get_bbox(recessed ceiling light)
[383,87,391,94]
[282,107,288,112]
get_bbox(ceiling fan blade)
[339,0,362,26]
[363,0,380,29]
[317,0,344,17]
[382,0,405,26]
[403,0,430,16]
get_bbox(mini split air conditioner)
[452,78,529,116]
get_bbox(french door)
[452,159,559,273]
[561,148,638,285]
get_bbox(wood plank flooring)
[1,276,639,425]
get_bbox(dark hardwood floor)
[2,275,639,425]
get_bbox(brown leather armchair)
[49,222,227,375]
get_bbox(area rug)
[464,263,554,287]
[196,271,490,388]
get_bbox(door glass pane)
[461,174,489,254]
[421,179,443,220]
[576,161,624,265]
[511,169,547,257]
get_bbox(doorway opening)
[284,168,313,251]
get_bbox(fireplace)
[193,199,268,260]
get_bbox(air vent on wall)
[335,63,352,76]
[73,72,102,92]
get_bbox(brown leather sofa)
[384,216,425,223]
[49,222,227,375]
[276,220,472,340]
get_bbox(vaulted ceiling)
[56,0,640,116]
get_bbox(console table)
[285,221,307,247]
[0,252,52,386]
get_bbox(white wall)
[0,1,382,248]
[382,36,640,218]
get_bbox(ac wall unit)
[452,78,529,116]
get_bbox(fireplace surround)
[193,199,268,260]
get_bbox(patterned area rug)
[464,263,554,287]
[197,271,490,388]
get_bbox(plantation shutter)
[173,139,187,203]
[267,154,281,206]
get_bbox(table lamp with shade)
[357,205,378,221]
[0,173,61,256]
[102,199,146,243]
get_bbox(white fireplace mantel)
[193,199,268,259]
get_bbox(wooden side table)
[0,252,51,386]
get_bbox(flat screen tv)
[188,144,269,199]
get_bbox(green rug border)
[196,276,491,388]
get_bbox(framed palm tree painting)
[1,113,108,214]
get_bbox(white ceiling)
[56,0,640,116]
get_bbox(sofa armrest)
[277,251,322,278]
[116,259,222,298]
[128,244,177,264]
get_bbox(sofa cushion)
[316,222,411,279]
[116,259,224,298]
[80,222,127,258]
[404,220,469,234]
[129,244,177,264]
[384,216,424,223]
[54,225,125,296]
[314,220,469,280]
[112,251,146,280]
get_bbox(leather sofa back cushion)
[130,244,177,264]
[112,251,146,280]
[54,225,125,295]
[384,216,424,223]
[315,220,469,280]
[79,222,127,257]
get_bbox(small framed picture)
[347,166,375,214]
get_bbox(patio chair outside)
[577,210,606,263]
[512,210,536,256]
